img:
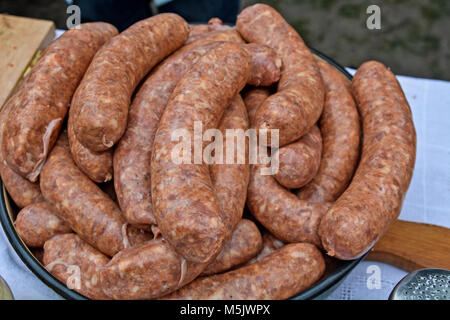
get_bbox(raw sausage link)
[188,24,212,37]
[43,234,110,299]
[15,202,71,248]
[98,93,251,299]
[189,32,280,88]
[319,61,416,260]
[2,22,118,181]
[245,89,330,246]
[247,160,330,246]
[297,58,360,202]
[98,239,207,299]
[72,14,189,152]
[114,41,223,227]
[151,42,251,263]
[186,28,242,45]
[246,232,284,265]
[274,125,322,189]
[210,94,250,233]
[237,4,325,147]
[244,43,281,87]
[201,219,263,276]
[203,95,253,274]
[243,88,271,125]
[163,243,325,300]
[68,115,113,183]
[190,33,280,88]
[98,219,258,299]
[0,97,43,208]
[40,134,151,256]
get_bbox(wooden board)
[367,219,450,272]
[0,14,55,108]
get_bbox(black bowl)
[0,47,364,300]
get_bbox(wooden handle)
[366,220,450,272]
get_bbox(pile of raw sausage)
[0,4,416,300]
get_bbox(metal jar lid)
[390,268,450,300]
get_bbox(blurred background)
[1,0,449,80]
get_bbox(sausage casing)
[237,4,325,147]
[68,114,113,183]
[247,160,330,246]
[319,61,416,260]
[72,14,189,152]
[243,43,281,87]
[15,202,71,248]
[2,22,118,181]
[40,134,150,256]
[274,125,322,189]
[0,95,43,207]
[246,232,284,265]
[245,87,329,246]
[163,243,325,300]
[297,58,360,202]
[114,41,224,227]
[151,42,251,263]
[186,28,242,45]
[44,234,109,299]
[201,219,263,276]
[210,94,250,233]
[98,93,251,299]
[243,88,271,126]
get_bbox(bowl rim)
[0,47,363,300]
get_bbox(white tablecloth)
[0,62,449,300]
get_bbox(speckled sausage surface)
[188,31,280,88]
[319,61,416,260]
[210,94,250,233]
[243,43,281,87]
[68,113,113,183]
[114,41,222,227]
[15,202,71,248]
[0,96,43,208]
[247,160,331,246]
[237,4,325,147]
[202,95,252,275]
[43,234,110,299]
[72,14,189,152]
[245,88,329,245]
[186,28,241,45]
[151,42,251,263]
[243,88,271,125]
[98,50,251,300]
[163,243,325,300]
[297,59,360,203]
[201,219,262,276]
[40,134,151,256]
[2,22,118,182]
[188,24,211,37]
[97,92,250,301]
[98,239,208,299]
[98,219,258,300]
[274,125,322,189]
[247,232,284,265]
